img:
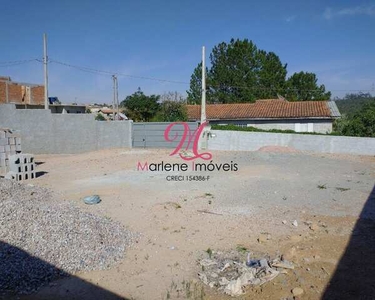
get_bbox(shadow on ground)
[322,184,375,299]
[36,171,48,178]
[0,241,128,300]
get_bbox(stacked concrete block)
[5,154,36,181]
[0,128,22,175]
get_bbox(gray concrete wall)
[133,122,198,148]
[211,119,333,133]
[208,130,375,156]
[0,104,132,154]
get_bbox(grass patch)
[165,279,205,300]
[211,124,343,136]
[236,244,248,253]
[336,187,351,192]
[317,184,327,189]
[206,248,213,258]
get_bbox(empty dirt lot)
[12,149,375,299]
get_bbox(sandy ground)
[12,149,375,300]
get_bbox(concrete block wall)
[5,153,36,181]
[0,104,132,154]
[0,128,22,175]
[208,130,375,156]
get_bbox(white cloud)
[285,15,296,22]
[324,4,375,19]
[323,8,333,20]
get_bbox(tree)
[153,100,187,122]
[257,51,288,99]
[335,92,375,116]
[187,39,288,103]
[285,71,331,101]
[187,39,331,103]
[342,92,373,101]
[186,63,210,104]
[120,88,160,121]
[160,91,186,103]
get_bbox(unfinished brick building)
[0,76,44,105]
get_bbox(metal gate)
[132,122,198,148]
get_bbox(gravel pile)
[0,178,137,294]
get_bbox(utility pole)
[200,46,206,124]
[199,46,209,151]
[43,33,49,110]
[112,75,119,120]
[112,75,116,120]
[116,76,119,119]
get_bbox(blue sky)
[1,0,375,104]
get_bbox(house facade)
[187,99,341,134]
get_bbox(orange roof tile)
[99,108,115,114]
[187,99,333,120]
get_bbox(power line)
[0,59,38,67]
[37,59,108,77]
[49,59,189,84]
[4,57,370,94]
[46,59,374,93]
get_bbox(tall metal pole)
[112,75,116,120]
[201,46,206,124]
[115,76,119,119]
[43,33,49,109]
[198,46,209,151]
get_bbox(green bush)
[335,102,375,137]
[211,124,310,134]
[95,113,106,121]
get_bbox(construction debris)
[83,195,101,205]
[0,179,138,294]
[5,154,36,181]
[197,249,295,297]
[0,128,21,176]
[1,128,38,181]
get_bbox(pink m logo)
[164,122,212,161]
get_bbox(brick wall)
[8,83,23,103]
[0,82,6,104]
[0,80,44,104]
[31,86,44,104]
